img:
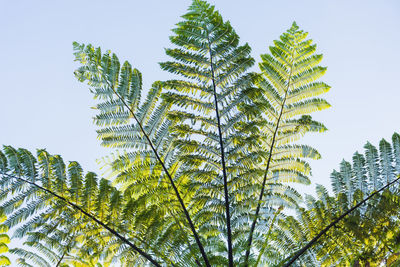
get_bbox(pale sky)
[1,0,400,196]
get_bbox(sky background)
[1,0,400,197]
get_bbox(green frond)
[279,134,400,266]
[247,25,330,261]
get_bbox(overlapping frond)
[2,1,335,266]
[270,133,400,266]
[158,1,331,264]
[73,42,209,265]
[331,132,400,198]
[160,1,260,264]
[0,146,172,266]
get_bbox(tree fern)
[74,1,330,265]
[0,0,338,266]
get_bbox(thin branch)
[0,172,162,267]
[283,175,400,267]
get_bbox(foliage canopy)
[0,1,399,266]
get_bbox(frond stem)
[207,35,234,267]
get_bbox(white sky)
[1,0,400,197]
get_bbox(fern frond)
[277,133,400,266]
